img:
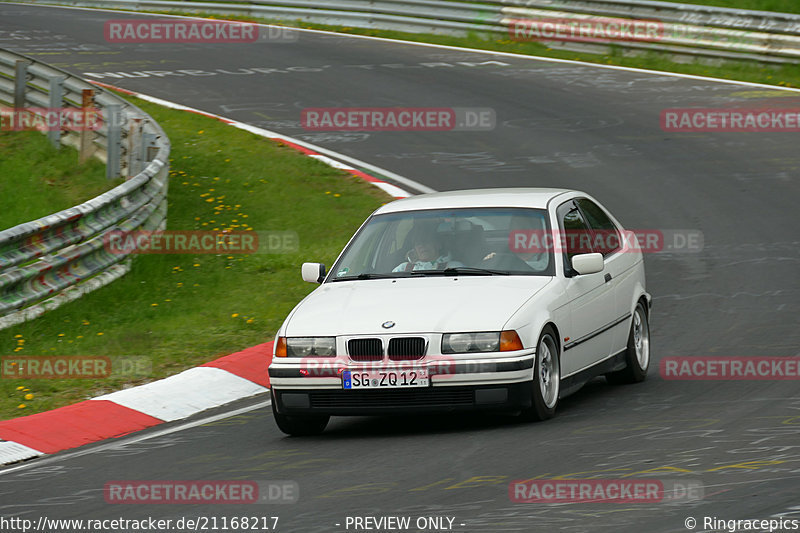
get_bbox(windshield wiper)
[440,267,510,276]
[330,273,401,281]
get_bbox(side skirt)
[559,348,627,398]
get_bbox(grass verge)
[0,93,390,421]
[0,130,118,230]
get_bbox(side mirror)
[301,262,326,283]
[571,253,604,275]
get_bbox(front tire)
[520,327,560,421]
[606,302,650,385]
[271,392,329,436]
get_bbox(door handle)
[604,273,612,283]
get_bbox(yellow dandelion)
[334,193,341,197]
[231,313,239,318]
[151,303,159,307]
[58,333,65,337]
[177,282,183,287]
[246,318,254,324]
[17,404,26,409]
[14,334,23,338]
[193,263,200,267]
[24,393,34,400]
[77,335,83,339]
[97,332,104,336]
[16,386,24,391]
[224,158,231,162]
[198,130,204,134]
[205,198,214,203]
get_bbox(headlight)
[441,331,524,353]
[284,337,336,357]
[442,332,500,354]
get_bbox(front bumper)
[272,382,533,416]
[269,351,535,416]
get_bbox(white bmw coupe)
[269,188,651,435]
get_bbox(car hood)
[284,276,552,336]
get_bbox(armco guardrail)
[0,48,169,329]
[14,0,800,64]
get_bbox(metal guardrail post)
[47,75,65,148]
[127,117,144,177]
[105,104,122,179]
[79,88,95,163]
[143,131,159,162]
[13,60,30,109]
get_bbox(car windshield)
[329,207,554,280]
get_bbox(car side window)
[576,198,621,256]
[558,201,594,275]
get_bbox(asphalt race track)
[1,4,800,532]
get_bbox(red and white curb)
[0,83,424,466]
[89,81,423,199]
[0,342,274,465]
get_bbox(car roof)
[375,188,577,214]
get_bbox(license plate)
[343,369,429,389]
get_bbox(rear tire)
[520,327,560,421]
[271,392,329,436]
[606,302,650,385]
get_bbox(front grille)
[348,338,383,361]
[388,337,426,360]
[309,388,475,408]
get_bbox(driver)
[393,221,463,272]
